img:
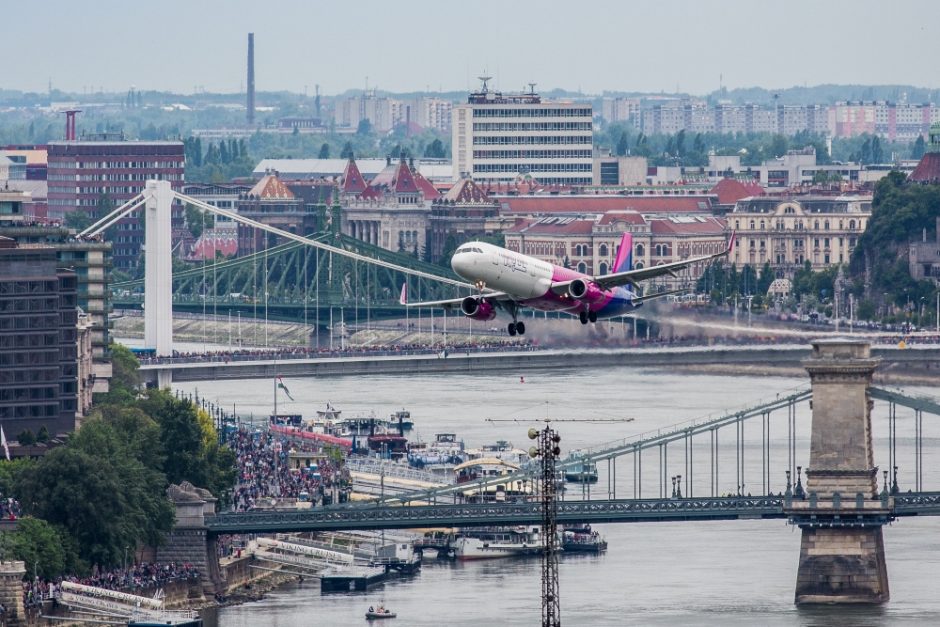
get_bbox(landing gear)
[507,321,526,336]
[588,311,598,323]
[579,311,589,325]
[508,322,517,336]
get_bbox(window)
[635,244,645,257]
[577,262,587,273]
[599,262,608,275]
[598,244,608,257]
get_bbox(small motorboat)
[365,606,396,620]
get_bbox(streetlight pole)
[528,422,561,627]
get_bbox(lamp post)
[528,423,561,627]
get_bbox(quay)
[139,343,940,384]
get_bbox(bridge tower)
[144,180,174,365]
[792,339,889,604]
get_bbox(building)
[496,194,717,218]
[252,158,453,185]
[908,122,940,184]
[0,238,82,438]
[601,97,641,124]
[428,177,511,261]
[0,221,112,392]
[452,83,593,186]
[909,217,940,283]
[503,211,726,288]
[728,195,871,275]
[236,174,315,255]
[340,157,438,254]
[592,156,648,186]
[46,140,185,269]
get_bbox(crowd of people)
[0,496,21,520]
[138,340,539,365]
[227,427,349,512]
[22,562,200,612]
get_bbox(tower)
[791,339,889,604]
[247,33,255,125]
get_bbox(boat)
[562,524,608,553]
[365,607,397,620]
[563,456,599,483]
[407,433,466,471]
[387,409,414,431]
[465,440,529,466]
[452,526,545,560]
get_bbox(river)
[174,366,940,626]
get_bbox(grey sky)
[7,0,940,96]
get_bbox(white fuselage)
[450,242,555,299]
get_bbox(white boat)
[452,527,544,561]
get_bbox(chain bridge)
[188,340,940,604]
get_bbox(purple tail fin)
[613,232,633,273]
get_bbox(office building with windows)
[452,83,593,186]
[0,238,82,437]
[47,140,185,268]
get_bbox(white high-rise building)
[452,82,593,185]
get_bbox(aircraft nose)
[451,253,471,279]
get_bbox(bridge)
[157,339,940,605]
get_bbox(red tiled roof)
[392,159,419,194]
[341,158,367,194]
[649,216,727,236]
[710,178,764,205]
[249,175,295,200]
[506,217,595,236]
[443,178,492,204]
[412,168,440,198]
[909,153,940,183]
[596,210,646,226]
[359,186,382,200]
[500,196,714,214]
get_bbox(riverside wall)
[140,345,940,384]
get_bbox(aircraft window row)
[455,247,484,254]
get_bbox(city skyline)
[6,0,940,97]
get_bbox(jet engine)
[568,279,606,304]
[460,296,496,321]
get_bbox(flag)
[276,376,295,401]
[0,426,9,461]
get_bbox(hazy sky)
[7,0,940,96]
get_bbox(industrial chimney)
[247,33,255,125]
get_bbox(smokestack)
[247,33,255,125]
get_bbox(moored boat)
[453,526,545,560]
[365,606,396,620]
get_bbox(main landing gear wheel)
[507,321,526,336]
[508,322,517,336]
[579,311,589,325]
[588,311,598,323]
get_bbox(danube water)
[175,366,940,626]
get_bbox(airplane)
[400,231,735,336]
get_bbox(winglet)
[399,283,407,305]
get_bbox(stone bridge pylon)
[791,339,890,604]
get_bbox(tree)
[16,420,174,568]
[340,142,354,160]
[64,209,94,231]
[912,135,927,160]
[96,343,140,404]
[318,143,330,159]
[185,204,213,239]
[36,426,49,443]
[616,132,629,157]
[423,138,446,159]
[1,517,74,579]
[17,430,35,446]
[871,135,884,164]
[356,119,372,135]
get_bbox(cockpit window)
[455,247,470,255]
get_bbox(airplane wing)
[553,231,735,293]
[399,283,511,309]
[633,288,686,304]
